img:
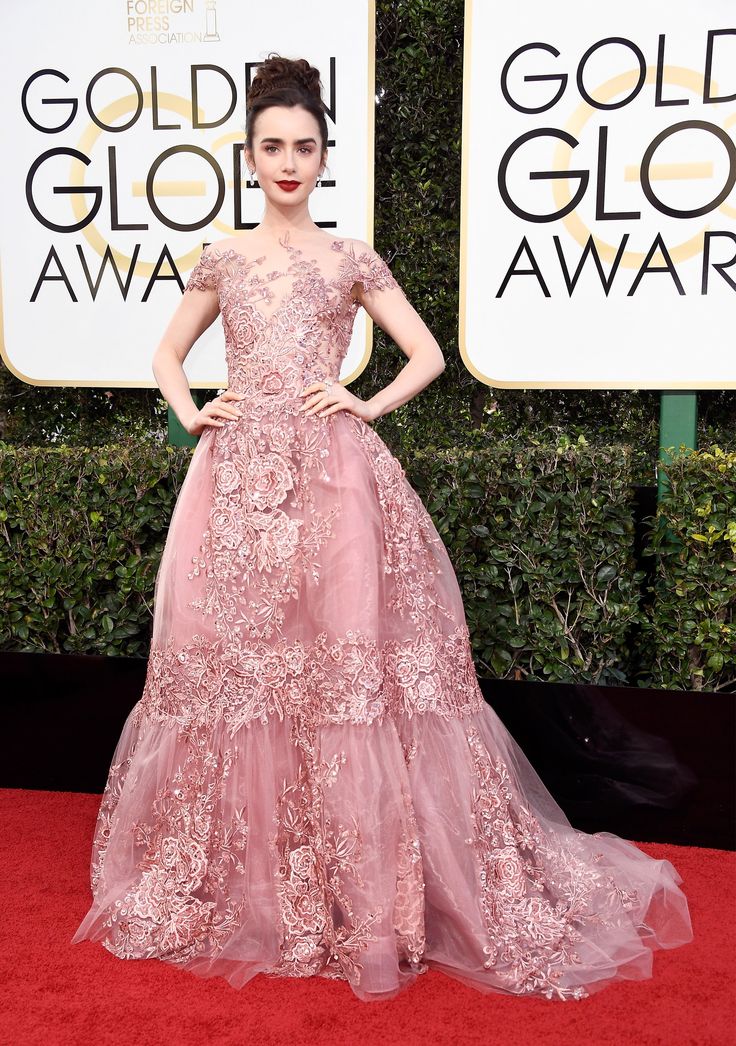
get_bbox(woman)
[71,54,693,1003]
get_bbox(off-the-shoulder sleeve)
[185,248,218,293]
[353,244,403,295]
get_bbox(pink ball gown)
[71,232,693,1002]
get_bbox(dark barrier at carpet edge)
[1,650,733,850]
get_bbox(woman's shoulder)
[326,238,401,301]
[329,236,389,269]
[322,232,379,260]
[334,235,375,253]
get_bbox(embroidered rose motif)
[269,425,295,454]
[283,643,306,674]
[417,646,437,673]
[494,851,526,898]
[254,652,287,689]
[215,460,240,495]
[277,886,326,935]
[292,935,320,960]
[395,652,420,687]
[244,452,294,510]
[211,508,242,549]
[130,867,172,919]
[288,845,316,880]
[159,836,181,870]
[284,679,308,711]
[124,917,152,949]
[160,836,208,888]
[193,813,210,838]
[418,676,439,701]
[262,370,284,394]
[225,303,259,345]
[293,897,327,934]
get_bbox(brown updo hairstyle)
[245,54,329,168]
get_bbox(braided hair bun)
[245,53,329,158]
[247,55,324,111]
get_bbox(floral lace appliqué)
[98,734,248,965]
[134,622,484,738]
[464,727,639,1001]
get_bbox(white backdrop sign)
[1,0,375,389]
[461,0,736,388]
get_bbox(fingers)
[189,390,245,435]
[195,406,241,430]
[299,384,342,414]
[314,404,343,417]
[299,393,328,414]
[208,394,243,420]
[209,389,245,418]
[212,404,242,419]
[299,383,337,406]
[301,394,344,417]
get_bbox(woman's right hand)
[185,389,245,436]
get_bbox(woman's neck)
[255,204,321,239]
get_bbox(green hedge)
[405,436,643,686]
[639,446,736,692]
[1,442,190,655]
[3,438,732,691]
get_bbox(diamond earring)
[247,167,257,187]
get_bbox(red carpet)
[0,788,733,1046]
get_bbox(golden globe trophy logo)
[461,1,736,389]
[1,0,372,389]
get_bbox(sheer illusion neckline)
[209,228,332,262]
[206,231,355,325]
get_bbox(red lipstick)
[276,181,301,192]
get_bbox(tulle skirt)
[71,407,693,1002]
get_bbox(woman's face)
[246,105,326,207]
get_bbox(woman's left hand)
[298,382,378,423]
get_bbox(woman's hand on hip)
[185,389,245,436]
[298,382,378,423]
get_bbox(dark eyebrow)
[259,137,317,145]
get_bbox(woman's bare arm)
[354,278,446,420]
[151,258,241,433]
